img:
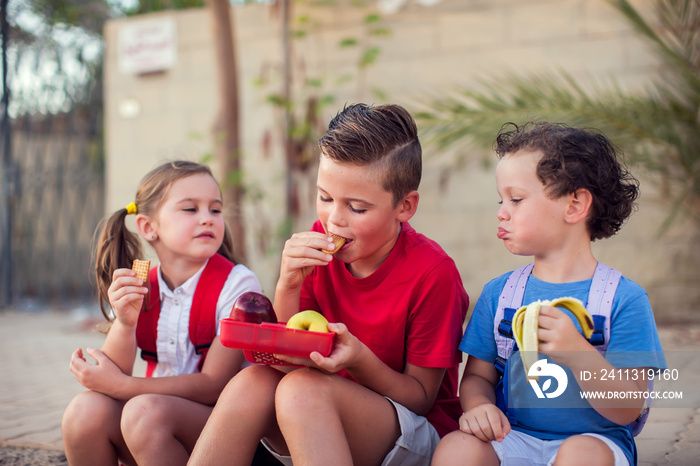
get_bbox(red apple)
[230,291,277,324]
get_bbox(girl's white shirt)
[151,258,262,377]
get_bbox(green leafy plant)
[414,0,700,231]
[251,0,392,251]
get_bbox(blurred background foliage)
[414,0,700,232]
[3,0,698,308]
[6,0,109,116]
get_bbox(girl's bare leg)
[62,391,135,466]
[121,394,213,466]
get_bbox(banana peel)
[512,297,594,380]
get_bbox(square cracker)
[132,259,150,282]
[322,234,346,254]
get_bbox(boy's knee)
[432,431,497,466]
[555,435,614,466]
[212,364,282,419]
[230,364,281,400]
[237,363,281,387]
[275,368,332,418]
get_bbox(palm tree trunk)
[206,0,245,261]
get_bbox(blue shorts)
[261,397,440,466]
[491,429,629,466]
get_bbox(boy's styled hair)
[318,103,422,206]
[93,161,235,320]
[495,122,639,241]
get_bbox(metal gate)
[0,6,105,310]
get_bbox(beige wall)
[103,0,699,322]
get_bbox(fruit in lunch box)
[230,291,277,324]
[286,310,330,333]
[512,297,594,381]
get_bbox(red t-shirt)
[300,221,469,437]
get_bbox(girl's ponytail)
[93,206,143,321]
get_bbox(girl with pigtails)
[62,161,262,466]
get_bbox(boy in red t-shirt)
[189,103,469,466]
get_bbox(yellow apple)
[286,310,330,333]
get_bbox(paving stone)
[664,440,700,465]
[679,414,700,443]
[637,421,688,441]
[636,437,674,464]
[1,310,699,463]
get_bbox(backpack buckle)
[494,356,507,375]
[498,307,517,338]
[589,315,606,346]
[195,343,212,355]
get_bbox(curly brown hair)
[495,122,639,241]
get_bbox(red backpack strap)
[189,253,234,372]
[136,266,160,377]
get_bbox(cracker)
[132,259,150,282]
[322,234,346,254]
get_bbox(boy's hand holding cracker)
[278,232,339,290]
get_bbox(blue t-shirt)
[460,270,666,465]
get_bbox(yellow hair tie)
[125,202,138,215]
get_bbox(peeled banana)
[511,297,594,380]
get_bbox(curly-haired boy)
[432,122,666,466]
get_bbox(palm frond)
[413,0,700,231]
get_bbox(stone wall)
[103,0,699,322]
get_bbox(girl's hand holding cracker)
[107,268,148,328]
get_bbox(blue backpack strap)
[585,262,621,352]
[494,263,533,373]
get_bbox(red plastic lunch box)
[220,319,335,365]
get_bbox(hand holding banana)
[512,297,594,380]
